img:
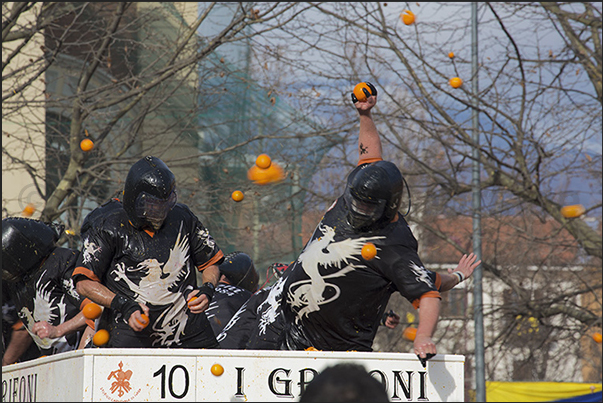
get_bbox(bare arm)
[440,253,481,293]
[413,297,441,360]
[355,83,382,163]
[78,325,95,349]
[76,279,149,331]
[76,278,115,307]
[2,327,34,366]
[31,311,87,339]
[201,264,220,287]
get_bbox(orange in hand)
[82,302,102,320]
[353,82,373,103]
[187,296,198,308]
[136,313,149,328]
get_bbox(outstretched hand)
[354,93,376,113]
[448,253,481,282]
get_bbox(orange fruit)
[211,363,224,376]
[247,162,285,185]
[448,52,455,59]
[593,332,602,344]
[361,243,377,260]
[449,77,463,88]
[93,329,110,346]
[80,138,94,152]
[22,204,36,217]
[135,313,149,328]
[187,296,198,308]
[231,190,244,202]
[82,302,102,320]
[256,153,272,169]
[401,10,415,25]
[403,327,417,341]
[353,82,372,102]
[560,204,585,218]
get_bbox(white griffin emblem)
[286,223,384,320]
[113,223,191,346]
[19,272,69,350]
[409,261,434,287]
[196,227,216,249]
[82,238,101,264]
[257,277,286,335]
[62,278,80,300]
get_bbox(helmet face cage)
[343,189,386,231]
[123,156,177,230]
[343,161,404,232]
[134,189,177,231]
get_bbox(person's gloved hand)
[351,81,378,103]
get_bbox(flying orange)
[449,77,463,88]
[361,243,377,260]
[231,190,244,202]
[93,329,110,346]
[256,154,272,169]
[82,302,102,320]
[80,138,94,152]
[401,10,415,25]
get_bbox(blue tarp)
[553,391,602,402]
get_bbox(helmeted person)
[2,282,41,366]
[72,156,225,348]
[2,217,91,361]
[205,251,259,336]
[219,83,480,361]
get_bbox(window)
[45,112,71,198]
[440,288,467,318]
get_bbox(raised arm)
[353,82,382,163]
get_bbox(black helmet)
[123,156,177,231]
[219,251,259,293]
[343,161,404,231]
[2,217,63,282]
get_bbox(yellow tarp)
[486,381,602,402]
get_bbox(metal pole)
[471,2,486,402]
